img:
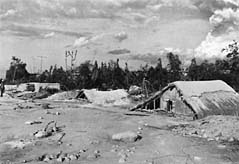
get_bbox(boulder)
[112,131,141,142]
[34,130,49,138]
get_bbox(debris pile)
[34,149,87,163]
[5,83,60,93]
[128,85,145,101]
[128,85,142,95]
[33,121,65,141]
[4,83,60,100]
[171,115,239,142]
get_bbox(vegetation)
[5,56,30,84]
[5,41,239,92]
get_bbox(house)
[130,80,239,119]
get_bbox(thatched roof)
[78,89,130,106]
[172,80,236,97]
[130,80,239,119]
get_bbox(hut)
[77,89,129,106]
[130,80,239,119]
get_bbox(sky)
[0,0,239,77]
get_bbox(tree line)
[5,41,239,92]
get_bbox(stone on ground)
[112,131,141,142]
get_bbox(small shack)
[5,83,60,93]
[130,80,239,119]
[78,89,130,106]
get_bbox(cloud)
[114,31,128,42]
[71,33,106,48]
[125,53,162,65]
[195,31,239,59]
[210,8,239,35]
[0,9,17,19]
[0,24,90,39]
[194,0,239,59]
[43,32,55,38]
[108,48,131,55]
[123,48,178,65]
[192,0,239,14]
[0,0,205,24]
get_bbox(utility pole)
[37,56,47,73]
[65,50,77,71]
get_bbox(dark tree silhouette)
[6,56,29,83]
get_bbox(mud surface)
[0,98,239,164]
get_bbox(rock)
[202,133,207,138]
[79,149,87,153]
[207,138,214,141]
[228,137,235,142]
[56,112,60,115]
[215,132,223,137]
[193,156,201,161]
[94,150,101,158]
[215,137,220,141]
[69,154,78,160]
[201,129,205,133]
[43,155,51,162]
[87,154,98,160]
[138,127,143,130]
[34,130,49,138]
[64,157,71,162]
[217,144,226,149]
[117,150,125,157]
[112,145,119,148]
[56,157,64,162]
[25,120,42,125]
[120,153,128,159]
[94,150,100,154]
[38,154,47,161]
[91,140,100,144]
[191,130,198,135]
[112,131,142,142]
[42,103,50,109]
[49,154,56,159]
[119,157,127,163]
[56,151,63,158]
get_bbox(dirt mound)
[46,90,81,101]
[172,115,239,142]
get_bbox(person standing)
[0,79,5,97]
